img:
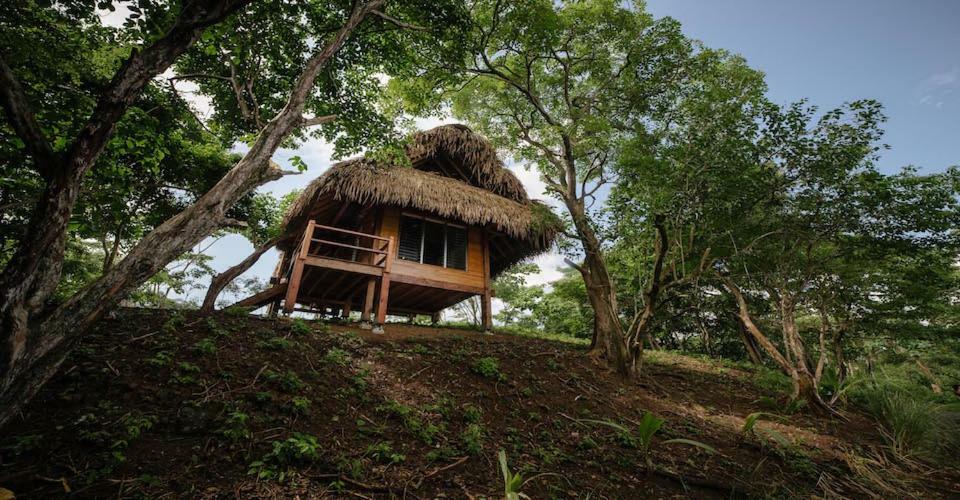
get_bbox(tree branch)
[0,55,58,178]
[370,9,429,31]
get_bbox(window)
[397,215,468,270]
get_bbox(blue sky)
[181,0,960,307]
[645,0,959,174]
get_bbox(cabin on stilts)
[236,125,558,333]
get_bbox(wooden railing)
[287,221,393,279]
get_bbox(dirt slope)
[1,309,957,498]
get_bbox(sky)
[170,0,960,310]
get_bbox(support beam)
[360,277,377,328]
[373,236,394,333]
[481,228,493,333]
[283,221,313,313]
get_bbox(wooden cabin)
[238,125,557,333]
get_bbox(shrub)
[461,423,485,455]
[472,357,505,381]
[289,318,312,336]
[248,433,321,481]
[849,371,960,462]
[194,338,217,355]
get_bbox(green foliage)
[289,318,312,336]
[847,367,960,462]
[218,410,252,443]
[498,450,527,500]
[193,338,217,356]
[248,433,321,482]
[256,337,296,351]
[580,412,716,469]
[264,370,305,394]
[460,423,485,455]
[471,357,505,381]
[322,347,352,367]
[287,397,311,416]
[365,441,405,464]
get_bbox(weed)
[463,404,482,424]
[161,313,185,334]
[194,338,217,355]
[265,370,305,393]
[472,357,505,381]
[365,441,405,464]
[461,423,485,455]
[322,347,351,366]
[545,358,561,372]
[204,317,230,337]
[410,343,430,355]
[219,410,252,442]
[223,306,249,317]
[147,350,173,367]
[256,337,295,351]
[289,318,312,336]
[288,397,311,416]
[499,450,528,500]
[580,412,716,469]
[248,433,321,481]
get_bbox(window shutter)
[422,221,446,266]
[445,226,467,270]
[397,216,423,262]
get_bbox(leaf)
[662,438,717,454]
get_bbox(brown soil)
[1,309,958,499]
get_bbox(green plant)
[288,397,311,416]
[265,370,305,393]
[161,313,186,334]
[580,412,716,469]
[256,337,295,351]
[365,441,405,464]
[461,423,485,455]
[499,450,528,500]
[194,338,217,355]
[463,404,482,424]
[147,350,173,367]
[322,347,351,366]
[248,433,321,481]
[219,410,252,442]
[223,305,250,317]
[472,357,505,381]
[289,318,312,336]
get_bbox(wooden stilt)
[481,228,493,332]
[373,236,394,333]
[360,278,376,328]
[283,221,313,313]
[342,300,352,319]
[431,312,441,325]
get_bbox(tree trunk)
[201,236,279,313]
[566,198,629,376]
[736,317,763,365]
[0,0,384,427]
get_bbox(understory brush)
[846,363,960,463]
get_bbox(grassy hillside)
[0,309,957,498]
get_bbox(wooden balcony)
[282,221,394,314]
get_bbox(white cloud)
[916,66,959,107]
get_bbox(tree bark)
[0,0,385,427]
[200,236,280,313]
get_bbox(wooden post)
[431,312,441,325]
[341,299,352,319]
[360,278,376,328]
[373,236,394,334]
[283,221,313,313]
[481,229,493,333]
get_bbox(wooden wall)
[378,206,486,291]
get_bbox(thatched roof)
[279,125,559,273]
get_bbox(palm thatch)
[279,125,559,270]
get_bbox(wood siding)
[378,207,485,291]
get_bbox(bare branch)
[299,114,337,127]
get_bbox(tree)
[0,0,466,426]
[717,101,960,410]
[607,50,769,369]
[400,0,700,375]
